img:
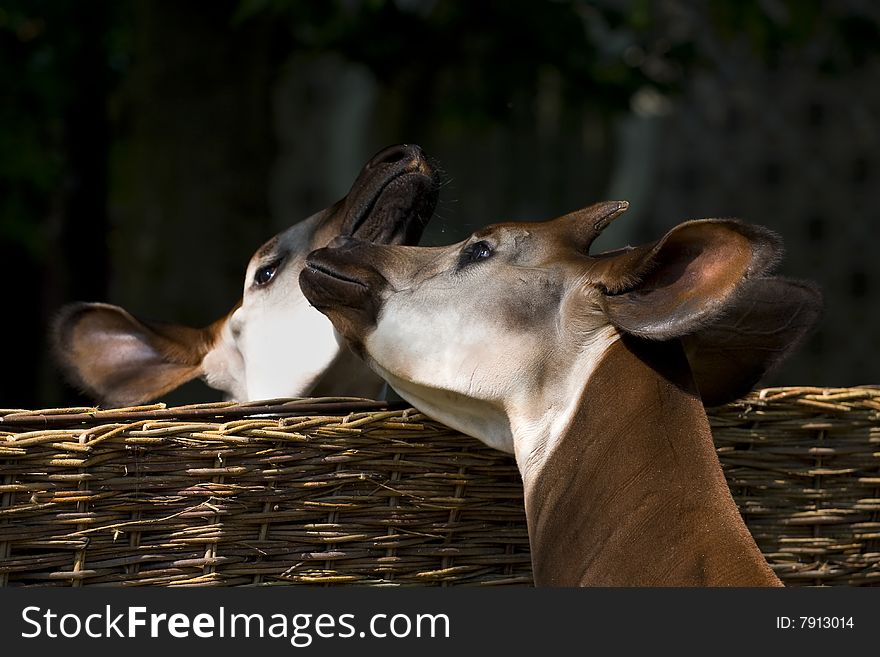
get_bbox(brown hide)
[525,336,782,587]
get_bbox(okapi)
[299,200,821,586]
[53,144,439,407]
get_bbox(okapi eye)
[458,240,493,269]
[472,241,492,259]
[254,261,280,286]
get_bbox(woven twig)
[0,397,402,429]
[1,388,879,586]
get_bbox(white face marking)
[202,278,345,402]
[236,288,343,400]
[201,321,247,400]
[200,213,347,401]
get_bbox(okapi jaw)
[302,200,821,586]
[53,144,439,406]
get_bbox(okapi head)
[53,144,439,407]
[300,200,822,585]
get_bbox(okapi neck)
[523,336,781,587]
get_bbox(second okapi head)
[301,200,822,586]
[53,144,439,407]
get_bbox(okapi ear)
[683,277,823,406]
[598,220,783,340]
[555,200,630,251]
[52,302,217,408]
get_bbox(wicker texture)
[1,388,879,586]
[712,387,880,586]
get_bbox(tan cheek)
[370,297,551,399]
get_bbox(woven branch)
[1,387,879,586]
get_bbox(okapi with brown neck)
[300,200,822,586]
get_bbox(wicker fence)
[1,388,879,587]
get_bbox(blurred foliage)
[0,0,131,260]
[1,1,63,259]
[709,0,880,70]
[232,0,880,126]
[233,0,686,123]
[3,0,878,264]
[1,0,878,407]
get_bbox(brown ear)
[597,220,783,340]
[683,277,823,406]
[52,303,217,407]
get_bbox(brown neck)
[523,336,781,587]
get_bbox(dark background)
[2,0,878,409]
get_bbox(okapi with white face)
[53,144,439,407]
[300,200,822,586]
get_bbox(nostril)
[367,144,420,169]
[379,146,408,164]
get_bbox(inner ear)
[52,303,218,407]
[597,220,782,340]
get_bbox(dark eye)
[458,240,493,269]
[254,261,280,286]
[471,241,492,259]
